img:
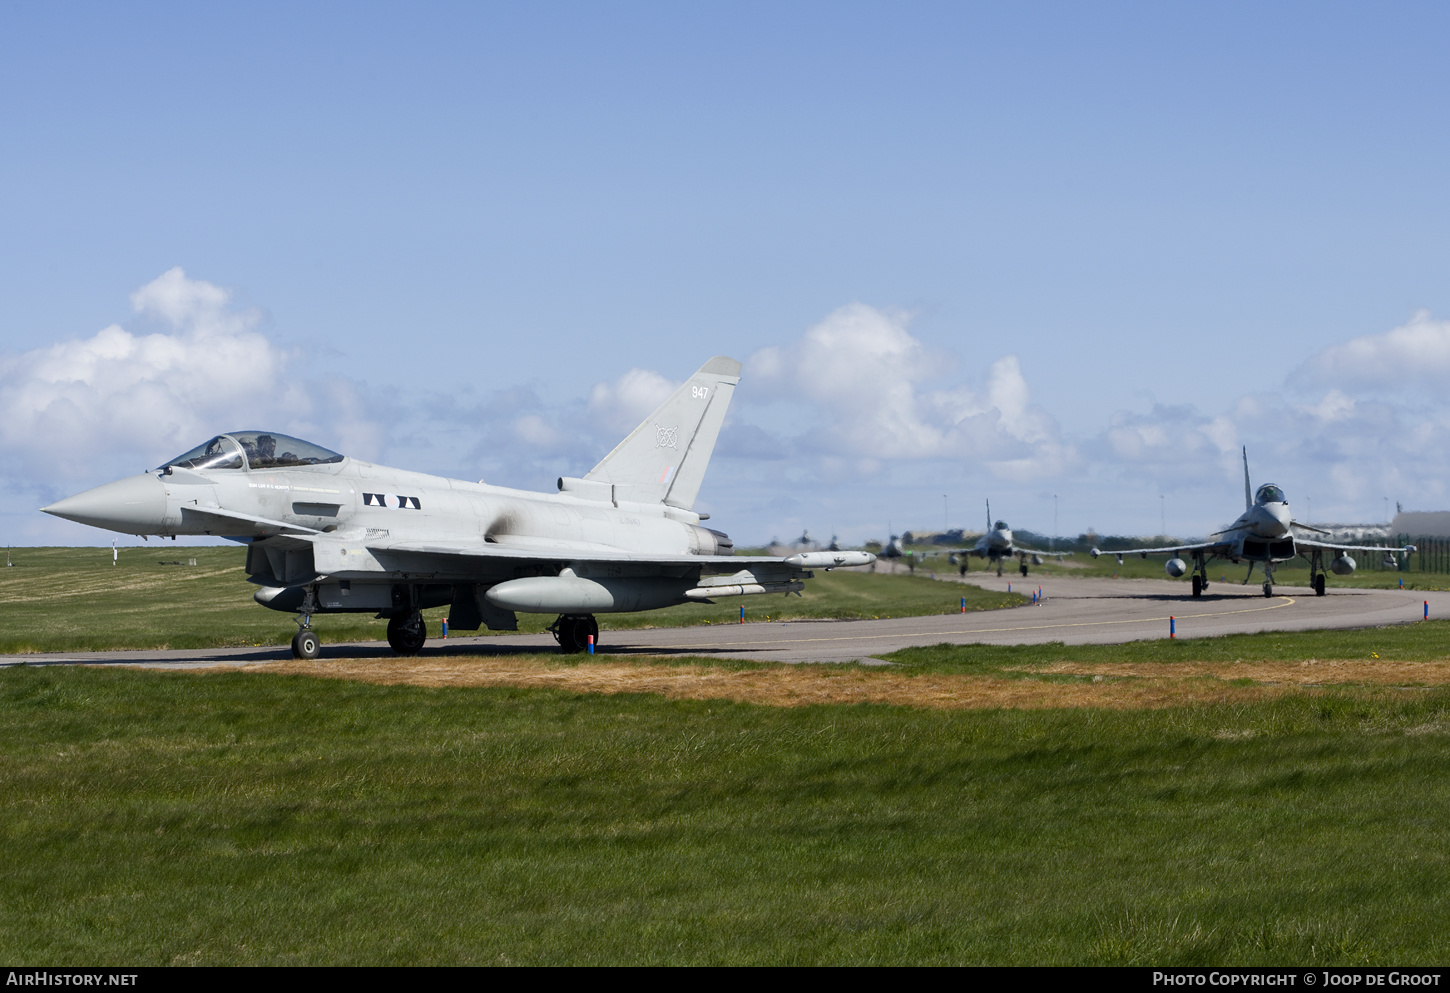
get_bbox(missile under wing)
[43,356,874,658]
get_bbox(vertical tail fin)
[584,356,742,510]
[1243,446,1252,511]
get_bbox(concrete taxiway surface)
[6,574,1448,669]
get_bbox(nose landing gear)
[291,628,320,660]
[291,584,321,659]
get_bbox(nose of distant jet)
[41,474,168,534]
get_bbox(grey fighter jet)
[42,356,873,658]
[944,501,1070,577]
[1090,448,1415,597]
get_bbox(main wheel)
[1262,581,1273,598]
[1019,562,1029,577]
[1191,575,1203,598]
[553,614,599,654]
[1314,573,1326,597]
[291,628,320,660]
[387,612,427,655]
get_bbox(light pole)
[1052,495,1058,552]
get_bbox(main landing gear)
[1019,560,1029,578]
[1308,548,1328,597]
[387,611,427,655]
[550,614,599,654]
[291,584,321,659]
[1190,552,1210,598]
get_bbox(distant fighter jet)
[42,357,873,658]
[1090,448,1415,597]
[946,501,1070,577]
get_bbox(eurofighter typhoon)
[1091,448,1415,598]
[42,357,873,658]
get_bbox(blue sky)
[5,2,1450,546]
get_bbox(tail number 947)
[691,386,710,400]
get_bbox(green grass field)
[7,547,1450,963]
[4,660,1450,965]
[0,546,1019,653]
[883,619,1450,671]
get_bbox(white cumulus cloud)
[1290,309,1450,395]
[587,367,678,436]
[744,303,1074,478]
[0,268,381,504]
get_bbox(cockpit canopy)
[994,520,1009,531]
[1255,484,1286,505]
[160,432,345,472]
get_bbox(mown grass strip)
[4,664,1450,964]
[0,546,1019,653]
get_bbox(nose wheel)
[291,584,322,659]
[387,611,427,655]
[291,628,320,660]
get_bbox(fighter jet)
[42,356,873,658]
[946,501,1070,577]
[1090,448,1415,597]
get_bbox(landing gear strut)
[387,611,427,655]
[550,614,599,654]
[1261,562,1276,598]
[1309,548,1328,597]
[1190,551,1210,598]
[291,584,321,659]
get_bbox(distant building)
[1314,522,1394,543]
[1392,511,1450,538]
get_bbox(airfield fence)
[1343,536,1450,574]
[1399,535,1450,575]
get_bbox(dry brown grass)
[246,656,1314,710]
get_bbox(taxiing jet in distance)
[43,357,873,658]
[1091,448,1415,597]
[946,500,1071,577]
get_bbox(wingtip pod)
[784,551,875,569]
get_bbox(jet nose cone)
[42,474,167,534]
